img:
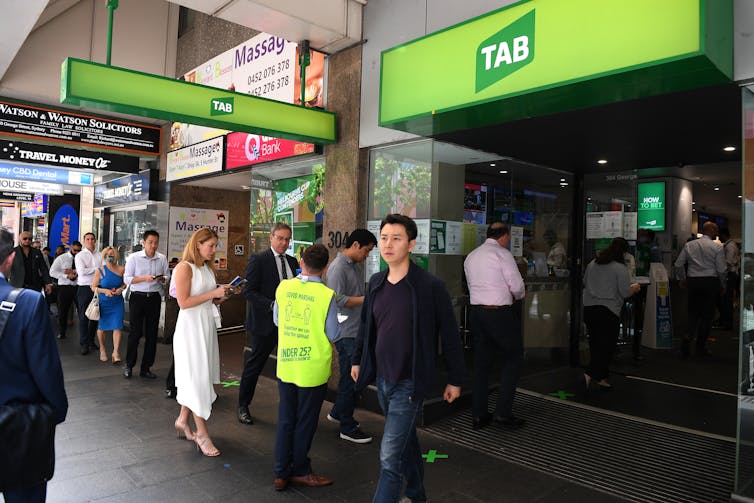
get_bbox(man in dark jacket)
[0,227,68,503]
[9,231,52,296]
[352,214,465,503]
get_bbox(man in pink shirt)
[463,222,526,430]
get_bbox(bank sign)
[638,181,665,231]
[379,0,732,135]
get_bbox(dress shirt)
[273,249,294,280]
[464,238,526,306]
[674,235,726,285]
[325,252,364,341]
[74,247,102,286]
[50,252,78,286]
[273,275,339,341]
[124,250,170,293]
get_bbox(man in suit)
[9,231,53,296]
[237,222,299,425]
[0,227,68,503]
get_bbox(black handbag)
[0,288,57,491]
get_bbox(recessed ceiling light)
[597,159,608,165]
[490,163,496,167]
[693,208,696,212]
[738,195,743,199]
[560,178,565,182]
[724,146,736,152]
[714,186,720,191]
[499,170,507,174]
[692,201,695,205]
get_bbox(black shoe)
[238,407,254,425]
[57,333,66,340]
[139,370,157,379]
[164,388,177,399]
[494,415,526,430]
[123,367,132,379]
[80,345,90,355]
[472,412,492,430]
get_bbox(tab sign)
[210,97,234,116]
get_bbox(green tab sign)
[61,58,336,144]
[210,97,234,116]
[638,181,665,231]
[476,10,535,92]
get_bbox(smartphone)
[152,274,164,280]
[229,275,246,287]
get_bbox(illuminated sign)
[638,181,665,231]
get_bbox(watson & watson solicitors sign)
[0,100,161,156]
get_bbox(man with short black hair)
[325,228,377,444]
[352,214,465,503]
[9,231,52,295]
[75,232,102,355]
[49,241,82,340]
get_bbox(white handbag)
[85,294,100,321]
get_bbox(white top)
[272,248,294,280]
[464,238,525,306]
[49,252,77,286]
[674,235,726,285]
[124,250,170,293]
[74,248,102,286]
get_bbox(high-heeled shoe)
[174,420,194,441]
[111,354,122,365]
[99,351,108,363]
[194,435,220,457]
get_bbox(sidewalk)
[39,329,626,503]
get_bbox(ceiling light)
[693,208,696,212]
[240,185,250,190]
[560,182,568,186]
[490,163,496,167]
[499,170,507,174]
[692,201,695,205]
[560,178,565,182]
[597,159,607,165]
[714,186,720,191]
[724,146,736,152]
[739,195,743,199]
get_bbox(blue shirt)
[124,250,170,293]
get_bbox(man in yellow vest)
[272,244,338,491]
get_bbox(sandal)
[99,351,108,363]
[174,420,194,441]
[194,435,220,457]
[112,354,122,365]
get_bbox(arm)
[326,263,359,309]
[674,246,688,281]
[244,254,275,311]
[37,250,52,286]
[616,265,636,298]
[502,252,526,300]
[324,294,339,342]
[75,251,98,277]
[351,285,371,382]
[49,255,66,282]
[175,262,226,309]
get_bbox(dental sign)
[0,162,92,186]
[638,182,665,231]
[0,140,139,173]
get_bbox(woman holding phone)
[91,247,126,364]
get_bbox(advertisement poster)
[48,204,79,252]
[166,136,224,182]
[430,220,462,254]
[168,207,228,269]
[225,132,315,169]
[510,225,524,257]
[463,183,487,224]
[638,181,666,231]
[365,220,382,279]
[655,281,673,348]
[585,212,604,240]
[603,211,623,238]
[623,212,637,240]
[250,168,325,228]
[21,194,47,218]
[413,219,431,254]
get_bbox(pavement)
[27,324,626,503]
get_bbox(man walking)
[675,221,727,357]
[325,228,377,444]
[49,241,82,340]
[9,231,53,296]
[0,227,68,503]
[75,232,102,355]
[238,222,299,425]
[464,222,526,430]
[272,244,337,491]
[124,230,169,379]
[352,214,465,503]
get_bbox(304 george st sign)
[379,0,731,135]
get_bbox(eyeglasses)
[20,237,31,241]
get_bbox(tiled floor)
[27,325,625,503]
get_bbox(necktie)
[279,255,288,280]
[71,253,76,270]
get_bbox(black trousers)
[687,276,721,351]
[470,306,522,419]
[238,331,277,409]
[584,305,620,381]
[57,285,78,337]
[718,271,739,329]
[77,286,98,348]
[274,381,327,478]
[632,285,648,357]
[126,293,162,371]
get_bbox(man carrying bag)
[0,227,68,503]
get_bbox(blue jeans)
[374,378,426,503]
[330,338,359,434]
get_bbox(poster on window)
[168,207,228,269]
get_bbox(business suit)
[9,246,51,291]
[238,249,299,413]
[0,275,68,502]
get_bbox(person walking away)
[91,247,126,364]
[75,232,102,355]
[674,221,727,357]
[325,228,377,444]
[0,227,68,503]
[172,228,234,456]
[583,237,640,389]
[272,244,338,491]
[49,241,81,340]
[237,222,299,425]
[352,214,465,503]
[123,230,169,379]
[464,222,527,430]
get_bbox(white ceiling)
[0,0,50,80]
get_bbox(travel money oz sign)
[638,181,665,231]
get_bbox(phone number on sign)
[246,59,291,85]
[248,76,290,97]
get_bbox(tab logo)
[210,97,234,116]
[475,10,535,93]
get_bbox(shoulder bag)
[85,268,103,320]
[0,288,57,490]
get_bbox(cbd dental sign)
[638,181,665,231]
[379,0,732,135]
[166,136,224,182]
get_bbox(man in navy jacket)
[352,214,465,503]
[0,227,68,503]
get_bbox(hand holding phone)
[229,275,246,287]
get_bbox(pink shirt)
[464,238,525,306]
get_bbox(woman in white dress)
[172,228,229,457]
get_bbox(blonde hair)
[100,246,120,262]
[182,228,218,269]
